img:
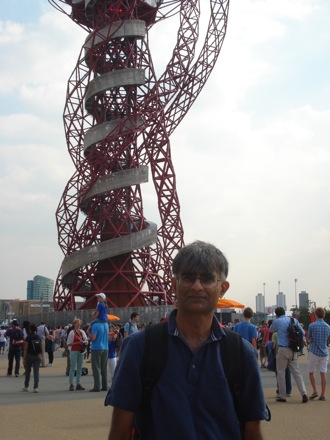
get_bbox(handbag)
[75,330,86,353]
[45,338,50,352]
[13,339,24,347]
[13,329,24,347]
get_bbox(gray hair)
[172,241,229,281]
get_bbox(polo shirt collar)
[167,309,226,341]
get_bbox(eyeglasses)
[178,274,221,289]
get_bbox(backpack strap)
[220,329,244,435]
[221,329,271,429]
[135,322,168,439]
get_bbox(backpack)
[287,317,304,352]
[74,367,88,376]
[29,334,42,355]
[131,322,270,439]
[124,321,133,335]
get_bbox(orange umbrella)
[216,298,245,309]
[107,314,120,321]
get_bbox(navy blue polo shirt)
[107,311,267,439]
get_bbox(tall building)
[299,291,309,308]
[256,293,265,313]
[26,276,54,302]
[276,292,287,311]
[27,280,34,300]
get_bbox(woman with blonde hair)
[67,319,88,391]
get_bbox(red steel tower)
[49,0,230,310]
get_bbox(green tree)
[297,307,311,329]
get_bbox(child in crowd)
[90,293,108,330]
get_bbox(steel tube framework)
[49,0,230,310]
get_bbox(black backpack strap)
[221,330,271,432]
[136,322,168,439]
[220,329,244,435]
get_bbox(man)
[5,319,24,377]
[270,307,308,403]
[37,322,49,367]
[234,307,258,349]
[307,307,330,401]
[87,321,108,392]
[123,312,139,338]
[107,241,267,440]
[270,330,292,397]
[22,323,42,393]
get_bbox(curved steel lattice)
[50,0,230,310]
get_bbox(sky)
[0,0,329,311]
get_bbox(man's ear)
[219,281,230,297]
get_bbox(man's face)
[133,315,140,323]
[172,271,229,314]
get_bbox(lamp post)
[278,280,280,294]
[40,292,44,323]
[263,282,266,315]
[294,278,298,310]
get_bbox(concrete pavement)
[0,349,329,439]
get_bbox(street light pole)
[40,292,44,323]
[278,280,280,294]
[263,282,266,314]
[294,278,298,309]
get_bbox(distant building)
[256,293,265,313]
[26,275,54,302]
[276,292,286,311]
[27,280,34,300]
[299,291,309,308]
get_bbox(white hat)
[96,292,106,301]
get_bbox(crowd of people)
[231,306,330,404]
[1,306,142,394]
[1,241,329,440]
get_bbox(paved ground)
[0,350,329,439]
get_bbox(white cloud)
[0,20,24,43]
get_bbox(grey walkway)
[0,350,329,439]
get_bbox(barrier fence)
[5,305,174,328]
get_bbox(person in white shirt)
[37,322,49,367]
[0,325,7,354]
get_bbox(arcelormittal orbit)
[49,0,230,310]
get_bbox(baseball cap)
[96,292,106,301]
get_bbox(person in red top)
[67,319,88,391]
[259,321,271,368]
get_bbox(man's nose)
[191,278,203,289]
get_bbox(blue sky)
[0,0,329,311]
